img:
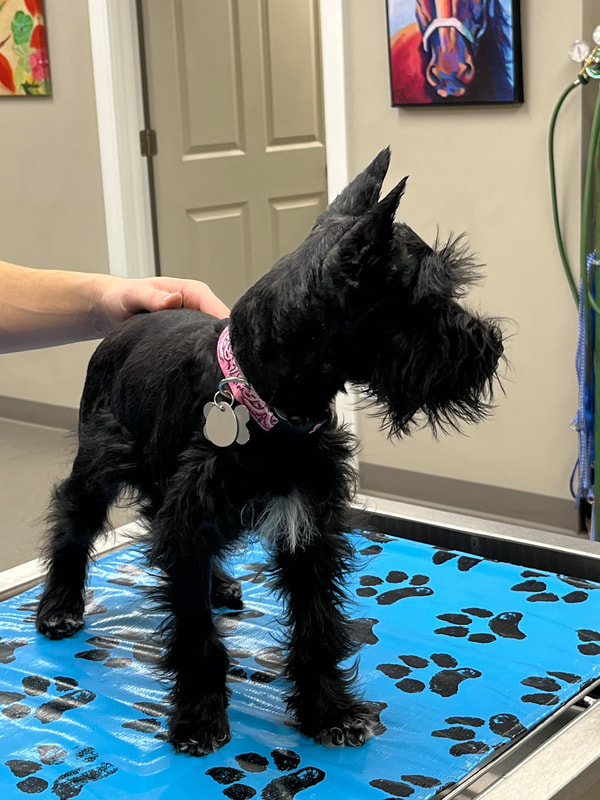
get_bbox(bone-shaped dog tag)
[203,401,250,447]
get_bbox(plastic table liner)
[1,529,600,800]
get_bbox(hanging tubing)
[550,71,600,539]
[573,255,596,539]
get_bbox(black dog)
[36,148,502,755]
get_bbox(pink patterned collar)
[217,326,279,431]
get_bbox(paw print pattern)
[356,530,394,557]
[511,570,599,604]
[577,629,600,656]
[520,671,582,705]
[206,748,325,799]
[5,744,116,798]
[237,561,273,589]
[66,627,164,670]
[0,637,27,664]
[1,675,95,724]
[432,549,483,571]
[219,609,266,634]
[106,562,148,587]
[122,699,169,740]
[431,712,527,757]
[377,653,481,697]
[369,774,442,798]
[356,570,433,605]
[348,617,380,646]
[75,636,133,669]
[434,608,526,643]
[227,645,285,685]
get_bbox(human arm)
[0,261,230,353]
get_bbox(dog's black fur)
[36,149,503,755]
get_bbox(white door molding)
[87,0,155,278]
[318,0,357,433]
[319,0,349,201]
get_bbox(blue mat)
[2,530,600,800]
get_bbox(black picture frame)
[385,0,523,107]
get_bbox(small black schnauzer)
[36,148,502,755]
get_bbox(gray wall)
[0,0,109,406]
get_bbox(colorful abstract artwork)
[0,0,50,96]
[386,0,523,106]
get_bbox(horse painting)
[387,0,521,105]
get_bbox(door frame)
[87,0,349,280]
[87,0,356,433]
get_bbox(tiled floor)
[0,418,136,571]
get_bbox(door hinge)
[139,128,157,157]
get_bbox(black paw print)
[106,562,151,588]
[122,699,169,740]
[206,748,325,799]
[356,530,394,557]
[112,626,163,665]
[237,561,274,589]
[431,712,527,757]
[577,629,600,656]
[511,570,598,604]
[356,570,433,605]
[520,671,582,705]
[5,744,116,798]
[369,774,442,798]
[0,637,26,663]
[228,646,285,685]
[377,653,481,697]
[1,675,95,723]
[432,549,483,571]
[75,635,133,669]
[219,609,265,634]
[349,617,380,645]
[434,608,526,642]
[73,627,165,669]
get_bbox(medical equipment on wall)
[550,27,600,540]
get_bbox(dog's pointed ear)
[413,234,481,300]
[313,147,392,228]
[323,176,407,272]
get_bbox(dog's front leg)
[273,519,376,747]
[150,505,231,755]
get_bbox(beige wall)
[0,0,593,512]
[0,0,108,406]
[346,0,585,502]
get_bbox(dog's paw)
[36,611,84,640]
[311,703,381,748]
[211,577,244,611]
[168,709,231,756]
[36,591,86,640]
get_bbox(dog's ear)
[412,233,481,301]
[323,176,407,273]
[313,147,392,228]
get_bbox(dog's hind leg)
[36,414,134,640]
[272,506,376,747]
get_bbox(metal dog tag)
[203,398,250,447]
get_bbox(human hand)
[98,276,230,328]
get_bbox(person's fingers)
[180,284,230,318]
